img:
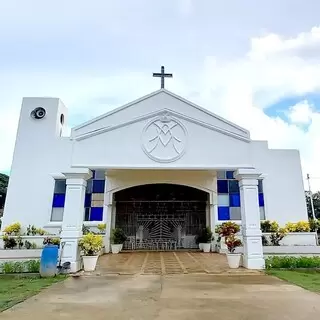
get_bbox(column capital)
[235,169,262,182]
[62,169,93,181]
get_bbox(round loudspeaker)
[30,107,46,119]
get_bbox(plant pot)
[226,253,241,269]
[202,243,211,253]
[82,255,99,271]
[199,243,204,251]
[111,244,122,254]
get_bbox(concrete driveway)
[1,274,319,320]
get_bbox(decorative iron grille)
[115,200,207,250]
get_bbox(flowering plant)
[225,234,242,253]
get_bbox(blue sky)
[1,0,320,189]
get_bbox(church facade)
[1,89,308,271]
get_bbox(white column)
[235,169,265,270]
[60,170,92,272]
[103,175,113,253]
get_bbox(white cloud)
[181,27,320,191]
[287,100,314,124]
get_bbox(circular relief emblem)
[141,114,187,163]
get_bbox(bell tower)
[1,97,69,230]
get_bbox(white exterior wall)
[1,90,308,233]
[1,98,72,232]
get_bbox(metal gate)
[115,200,207,250]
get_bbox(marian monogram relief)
[141,114,187,162]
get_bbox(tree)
[305,191,320,219]
[0,173,9,210]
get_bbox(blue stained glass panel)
[226,171,234,179]
[259,193,264,207]
[52,194,65,208]
[229,194,241,207]
[228,180,239,193]
[92,180,105,193]
[90,207,103,221]
[84,194,92,207]
[218,206,230,220]
[217,180,228,194]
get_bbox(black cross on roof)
[153,66,173,89]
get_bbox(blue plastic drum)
[40,244,59,277]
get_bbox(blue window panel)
[229,194,241,207]
[218,206,230,220]
[226,171,234,179]
[52,194,65,208]
[217,180,228,194]
[90,207,103,221]
[228,180,239,193]
[258,180,263,193]
[84,193,92,207]
[92,180,105,193]
[259,193,264,207]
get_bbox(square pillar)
[235,169,265,270]
[103,176,113,253]
[60,170,92,272]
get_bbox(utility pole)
[307,174,316,220]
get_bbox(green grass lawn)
[0,275,66,312]
[267,270,320,293]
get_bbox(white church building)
[1,74,309,271]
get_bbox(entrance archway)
[114,184,209,250]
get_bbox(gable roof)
[72,89,249,138]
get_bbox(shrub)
[97,223,106,233]
[309,219,320,232]
[26,260,40,273]
[1,260,40,273]
[111,228,127,244]
[269,227,287,246]
[3,235,17,249]
[261,220,279,233]
[265,256,320,269]
[216,222,240,237]
[82,224,90,235]
[285,221,310,232]
[3,222,21,235]
[225,234,242,253]
[43,237,60,246]
[79,233,103,256]
[196,227,214,243]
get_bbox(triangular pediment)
[72,89,250,142]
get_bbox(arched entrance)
[114,184,209,250]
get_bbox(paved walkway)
[2,273,319,319]
[95,252,259,275]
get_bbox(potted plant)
[195,229,205,251]
[217,222,242,268]
[110,228,127,254]
[225,234,242,268]
[200,227,214,253]
[78,233,103,271]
